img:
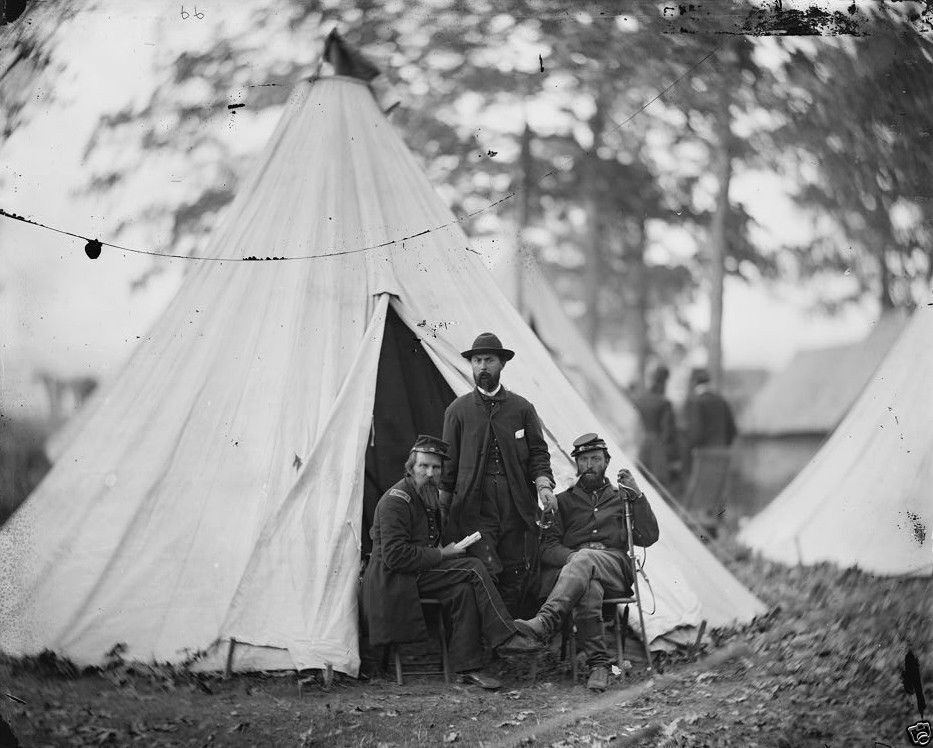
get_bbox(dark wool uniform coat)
[538,478,660,594]
[440,387,553,541]
[361,476,444,645]
[633,390,679,485]
[685,389,738,450]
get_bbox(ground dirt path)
[1,545,928,746]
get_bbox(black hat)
[410,434,451,460]
[461,332,515,362]
[570,432,609,459]
[690,367,711,386]
[650,364,670,384]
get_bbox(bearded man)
[439,332,557,616]
[514,433,659,691]
[362,435,541,690]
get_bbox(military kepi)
[570,432,609,458]
[410,434,451,460]
[461,332,515,361]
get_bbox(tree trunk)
[514,122,533,321]
[872,198,895,310]
[709,88,733,389]
[584,95,608,348]
[878,247,894,310]
[631,217,650,388]
[584,184,603,347]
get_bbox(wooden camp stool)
[559,597,651,682]
[390,598,452,685]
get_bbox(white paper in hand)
[455,531,482,550]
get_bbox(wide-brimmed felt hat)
[570,432,610,459]
[410,434,451,460]
[461,332,515,361]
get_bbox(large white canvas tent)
[0,69,765,678]
[491,251,643,457]
[739,306,933,576]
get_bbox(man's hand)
[440,542,466,559]
[617,468,642,498]
[537,485,558,513]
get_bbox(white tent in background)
[733,311,907,511]
[738,306,933,576]
[490,250,643,457]
[0,66,765,678]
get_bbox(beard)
[417,477,440,507]
[474,370,500,391]
[578,469,606,491]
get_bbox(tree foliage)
[9,1,931,384]
[776,6,933,310]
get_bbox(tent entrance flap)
[362,304,456,553]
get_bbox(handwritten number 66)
[181,6,205,19]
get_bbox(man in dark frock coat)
[362,435,541,690]
[684,367,738,452]
[633,364,681,487]
[439,333,558,615]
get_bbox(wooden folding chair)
[388,598,452,685]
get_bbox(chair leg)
[435,608,451,684]
[614,604,625,666]
[641,625,653,672]
[569,616,578,683]
[393,645,404,686]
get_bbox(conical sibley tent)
[738,306,933,576]
[0,74,765,677]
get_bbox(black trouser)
[467,473,532,616]
[416,556,517,672]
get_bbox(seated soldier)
[362,435,541,690]
[514,433,660,691]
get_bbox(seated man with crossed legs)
[515,433,660,691]
[362,435,541,690]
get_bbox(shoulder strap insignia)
[388,488,412,503]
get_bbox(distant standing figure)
[633,365,680,486]
[684,367,738,453]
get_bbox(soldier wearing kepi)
[362,435,541,691]
[440,332,558,616]
[515,433,660,691]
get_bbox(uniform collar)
[472,385,508,406]
[573,477,613,498]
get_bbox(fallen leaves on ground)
[1,535,927,747]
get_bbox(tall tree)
[777,7,933,310]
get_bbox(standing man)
[684,367,738,454]
[515,433,659,691]
[440,332,557,616]
[362,435,541,690]
[633,364,681,488]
